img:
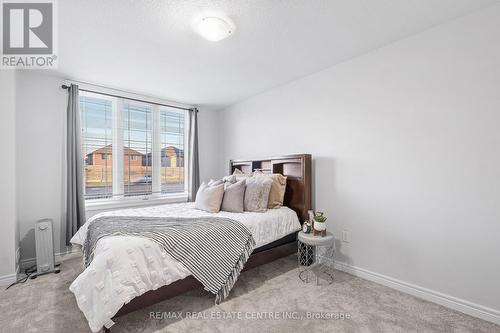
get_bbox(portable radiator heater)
[32,218,60,278]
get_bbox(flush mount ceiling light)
[196,16,234,42]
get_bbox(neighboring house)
[142,146,184,167]
[85,144,144,167]
[163,146,184,168]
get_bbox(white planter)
[314,221,326,231]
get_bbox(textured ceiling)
[54,0,499,109]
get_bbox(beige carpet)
[0,255,498,333]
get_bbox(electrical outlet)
[342,230,350,243]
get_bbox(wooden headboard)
[229,154,311,223]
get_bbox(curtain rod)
[61,84,196,112]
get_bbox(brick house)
[142,146,184,167]
[85,144,144,167]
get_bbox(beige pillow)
[194,182,224,213]
[254,171,287,208]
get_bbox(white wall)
[0,71,18,283]
[15,72,68,263]
[198,108,222,183]
[15,71,221,262]
[220,5,500,319]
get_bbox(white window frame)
[78,85,190,211]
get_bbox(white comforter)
[69,202,301,332]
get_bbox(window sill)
[85,193,189,212]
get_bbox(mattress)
[69,202,301,332]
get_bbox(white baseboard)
[334,261,500,325]
[0,273,17,286]
[20,247,82,269]
[0,248,81,286]
[0,249,22,286]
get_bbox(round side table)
[297,231,335,285]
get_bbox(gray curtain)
[66,84,86,245]
[188,108,200,201]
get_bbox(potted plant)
[313,212,327,237]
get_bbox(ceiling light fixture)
[196,16,233,42]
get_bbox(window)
[80,91,188,202]
[80,95,113,200]
[123,102,153,197]
[160,108,185,194]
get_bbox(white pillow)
[222,175,237,184]
[208,179,223,186]
[232,168,252,181]
[195,182,224,213]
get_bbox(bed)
[69,154,311,333]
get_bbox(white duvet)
[69,202,301,332]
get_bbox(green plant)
[314,212,327,223]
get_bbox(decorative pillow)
[194,182,224,213]
[244,177,273,212]
[232,168,252,181]
[208,179,224,187]
[222,175,237,184]
[232,168,244,175]
[254,171,287,208]
[221,180,245,213]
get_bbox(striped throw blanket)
[83,216,255,304]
